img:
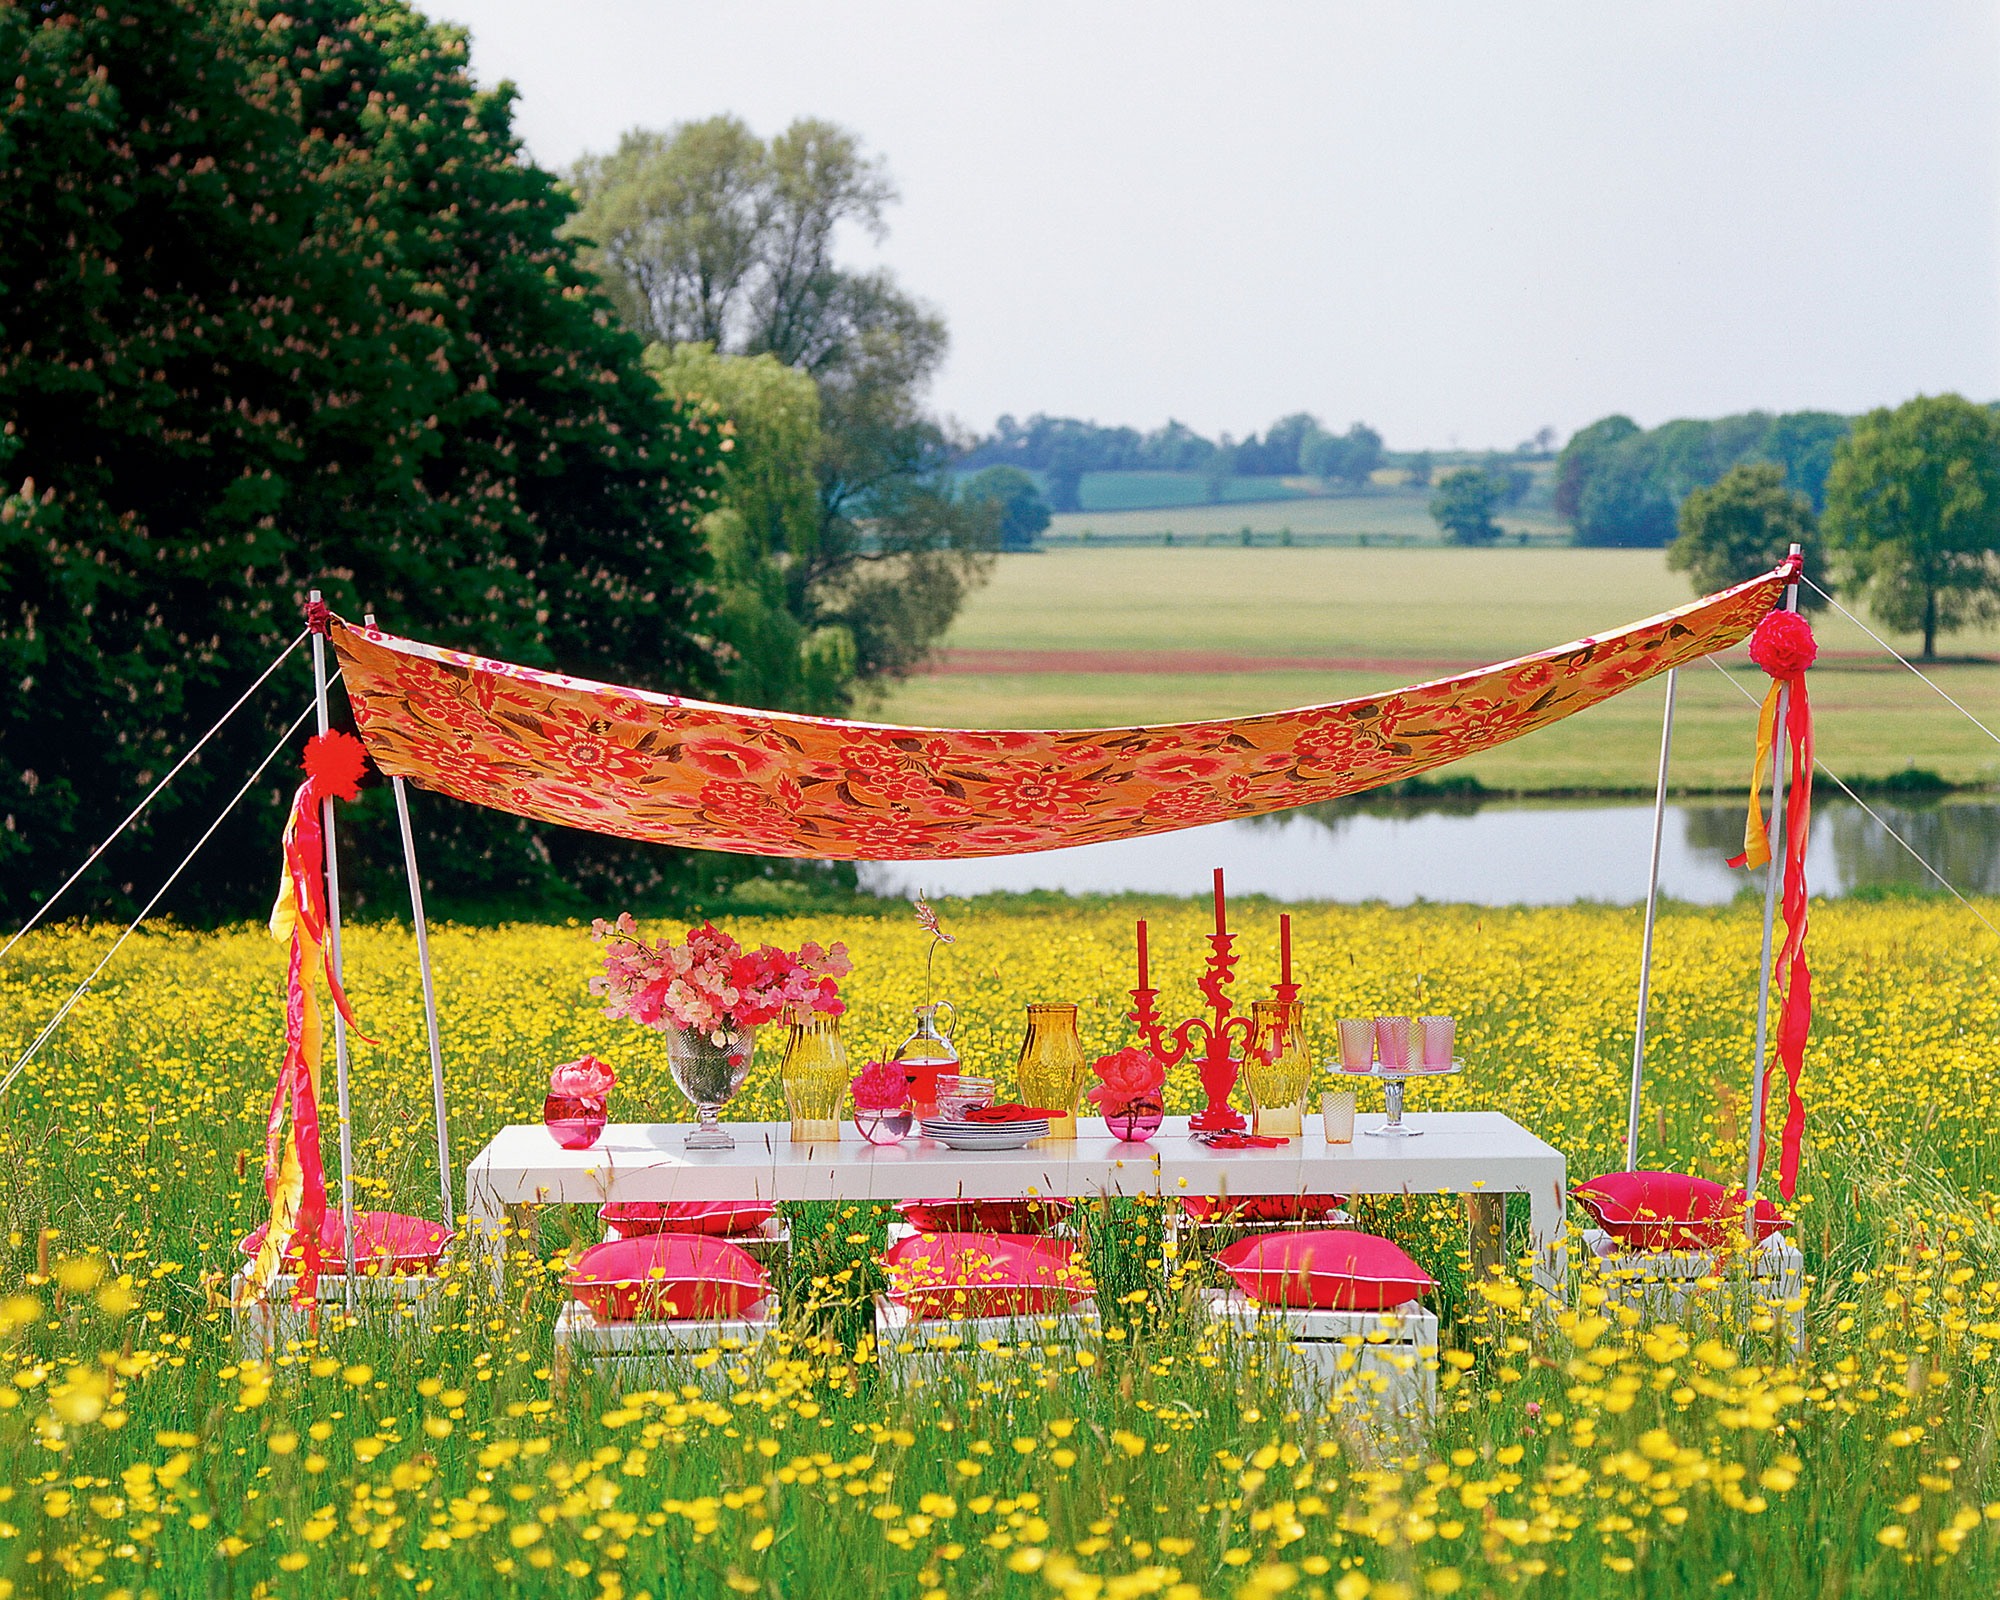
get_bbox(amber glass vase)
[779,1007,848,1143]
[1246,998,1313,1137]
[1015,1003,1087,1141]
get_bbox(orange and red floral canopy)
[330,561,1790,861]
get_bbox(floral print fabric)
[329,565,1786,861]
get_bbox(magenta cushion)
[564,1234,768,1322]
[238,1210,449,1275]
[882,1232,1092,1320]
[1573,1170,1790,1250]
[895,1198,1073,1235]
[599,1200,776,1240]
[1181,1193,1346,1225]
[1218,1229,1434,1311]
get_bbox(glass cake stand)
[1337,1060,1463,1138]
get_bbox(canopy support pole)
[367,613,455,1229]
[1745,551,1802,1227]
[1625,666,1677,1171]
[309,591,359,1303]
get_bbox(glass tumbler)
[1374,1016,1413,1070]
[1336,1018,1376,1073]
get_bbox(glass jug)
[893,1001,959,1119]
[1246,997,1313,1138]
[779,1006,849,1144]
[1015,1003,1087,1141]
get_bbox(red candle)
[1280,913,1292,987]
[1136,918,1149,990]
[1212,867,1227,936]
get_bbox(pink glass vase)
[854,1106,913,1146]
[543,1092,607,1150]
[1105,1099,1164,1142]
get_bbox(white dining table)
[466,1109,1569,1295]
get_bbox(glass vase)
[1246,998,1313,1138]
[779,1007,848,1143]
[853,1106,913,1146]
[893,1001,960,1118]
[1105,1098,1163,1142]
[665,1020,759,1150]
[542,1092,606,1150]
[1015,1003,1087,1141]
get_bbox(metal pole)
[368,612,455,1229]
[1745,547,1802,1223]
[309,591,359,1303]
[1625,666,1677,1171]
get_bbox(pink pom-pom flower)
[851,1059,909,1112]
[549,1054,617,1097]
[1748,610,1816,679]
[1086,1045,1168,1112]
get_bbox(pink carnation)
[851,1059,909,1112]
[1086,1046,1167,1112]
[549,1054,616,1098]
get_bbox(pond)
[858,795,2000,906]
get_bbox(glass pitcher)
[1015,1003,1087,1141]
[893,1001,959,1119]
[779,1006,849,1144]
[1246,997,1313,1138]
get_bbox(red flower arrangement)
[589,914,850,1042]
[1086,1045,1167,1114]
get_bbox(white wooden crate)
[1202,1287,1438,1416]
[1580,1229,1805,1351]
[553,1296,775,1386]
[230,1270,441,1358]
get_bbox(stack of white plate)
[918,1116,1051,1151]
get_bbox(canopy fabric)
[330,561,1790,861]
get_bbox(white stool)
[1167,1211,1355,1288]
[1579,1229,1805,1352]
[229,1270,442,1358]
[1203,1287,1438,1417]
[870,1294,1100,1389]
[553,1297,774,1387]
[884,1219,1076,1250]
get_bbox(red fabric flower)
[302,731,368,803]
[1748,610,1816,678]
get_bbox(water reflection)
[858,796,2000,906]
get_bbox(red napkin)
[961,1104,1061,1124]
[1197,1131,1290,1149]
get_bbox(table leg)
[1465,1193,1506,1285]
[465,1169,506,1295]
[1527,1175,1568,1304]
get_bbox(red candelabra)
[1129,871,1296,1133]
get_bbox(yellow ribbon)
[1730,678,1783,873]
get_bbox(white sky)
[434,1,1999,450]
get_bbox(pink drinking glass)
[1420,1015,1457,1069]
[543,1092,607,1150]
[1374,1016,1412,1070]
[1336,1019,1375,1073]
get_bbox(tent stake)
[1745,546,1802,1229]
[1625,666,1677,1171]
[309,592,359,1304]
[367,613,455,1229]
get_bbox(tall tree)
[1668,463,1827,609]
[1823,394,2000,658]
[569,118,994,699]
[0,0,723,922]
[960,467,1052,552]
[1429,469,1504,545]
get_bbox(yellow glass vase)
[1015,1003,1087,1141]
[779,1007,848,1143]
[1246,998,1313,1137]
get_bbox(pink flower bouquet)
[590,914,851,1042]
[1086,1046,1167,1114]
[851,1059,909,1112]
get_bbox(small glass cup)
[1105,1099,1164,1142]
[854,1106,913,1146]
[1321,1088,1357,1144]
[543,1092,606,1151]
[1419,1015,1457,1070]
[1336,1018,1376,1073]
[1374,1016,1413,1070]
[935,1074,995,1119]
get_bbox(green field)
[872,548,2000,792]
[1048,493,1565,545]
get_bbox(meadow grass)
[873,549,2000,790]
[1,901,1999,1596]
[1047,495,1564,544]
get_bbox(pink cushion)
[565,1234,768,1322]
[599,1200,776,1240]
[1218,1229,1434,1311]
[1573,1171,1790,1250]
[895,1198,1074,1235]
[882,1232,1092,1320]
[238,1210,449,1275]
[1181,1193,1346,1225]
